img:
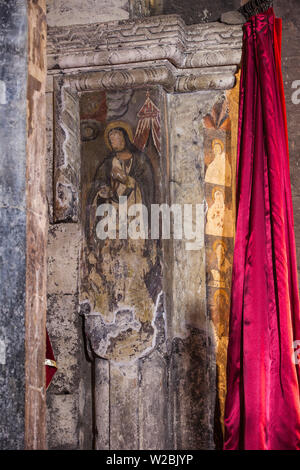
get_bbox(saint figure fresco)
[210,239,232,288]
[81,112,160,362]
[86,120,155,244]
[205,139,231,187]
[206,188,233,238]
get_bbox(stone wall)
[25,0,48,450]
[163,0,241,24]
[44,0,300,451]
[47,0,130,26]
[0,0,48,450]
[0,0,28,450]
[45,11,241,449]
[46,76,93,449]
[46,0,162,26]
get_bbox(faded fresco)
[79,88,164,363]
[203,84,238,445]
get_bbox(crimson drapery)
[224,8,300,450]
[45,330,57,389]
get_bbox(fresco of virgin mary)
[81,119,159,359]
[86,120,155,244]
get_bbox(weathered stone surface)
[0,0,27,450]
[0,208,26,449]
[166,91,219,449]
[46,394,79,449]
[79,85,169,449]
[46,289,93,449]
[45,2,250,452]
[163,0,240,24]
[46,92,54,222]
[0,0,27,210]
[110,362,139,450]
[47,294,80,394]
[46,288,93,449]
[53,80,81,222]
[170,328,216,450]
[78,373,93,450]
[221,10,246,24]
[46,0,130,27]
[163,0,241,25]
[94,358,109,450]
[46,218,93,449]
[167,91,214,337]
[0,0,48,450]
[47,224,81,295]
[25,0,47,450]
[47,15,242,72]
[138,350,169,450]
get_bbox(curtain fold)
[224,8,300,450]
[45,329,57,390]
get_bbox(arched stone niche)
[46,14,242,450]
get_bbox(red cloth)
[224,8,300,450]
[46,329,57,389]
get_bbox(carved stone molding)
[53,76,81,222]
[47,14,242,72]
[64,64,238,94]
[67,65,175,93]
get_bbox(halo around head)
[212,186,225,201]
[213,239,227,253]
[213,288,229,304]
[212,139,225,152]
[104,121,134,150]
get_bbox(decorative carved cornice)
[61,64,238,94]
[67,66,176,93]
[47,14,242,72]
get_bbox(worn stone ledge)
[47,14,242,72]
[58,63,238,95]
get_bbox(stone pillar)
[46,15,242,449]
[25,0,48,450]
[80,86,170,450]
[0,0,28,450]
[0,0,47,450]
[167,91,216,449]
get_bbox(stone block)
[46,0,130,27]
[47,223,81,295]
[46,394,78,449]
[47,293,80,394]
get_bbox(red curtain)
[224,8,300,450]
[46,330,57,389]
